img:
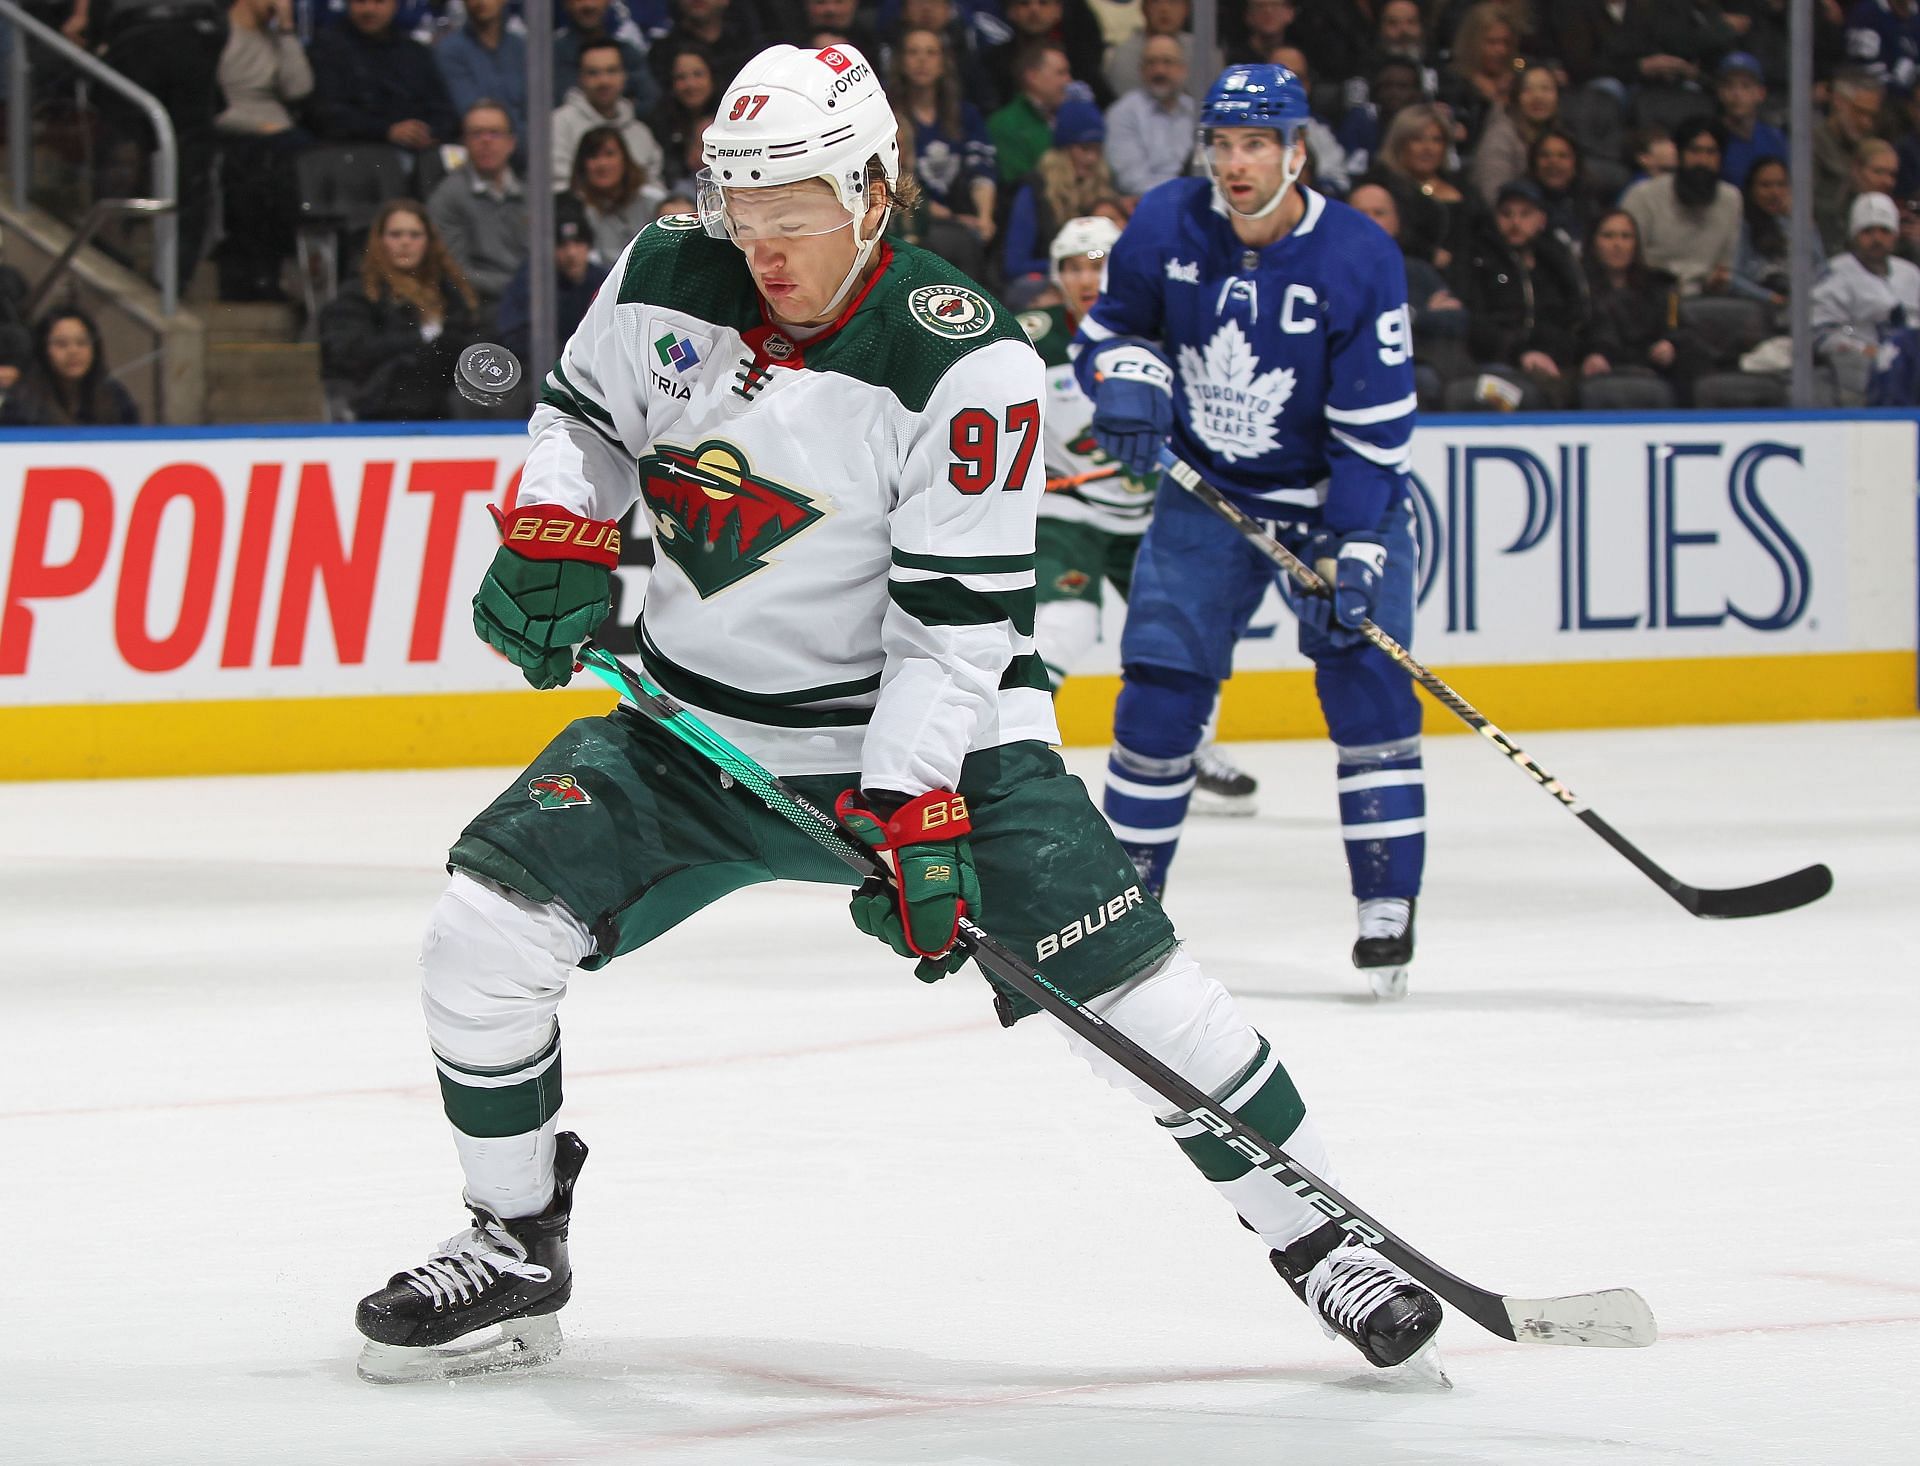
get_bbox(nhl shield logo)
[908,284,995,340]
[637,439,824,597]
[529,773,592,809]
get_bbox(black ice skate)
[1271,1221,1444,1374]
[1190,744,1259,817]
[1353,897,1415,1001]
[355,1131,587,1383]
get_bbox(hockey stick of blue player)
[574,638,1655,1351]
[1157,448,1833,921]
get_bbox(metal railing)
[23,194,171,318]
[1,0,179,316]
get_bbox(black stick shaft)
[576,640,1563,1343]
[1157,451,1831,920]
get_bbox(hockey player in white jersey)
[1027,215,1261,815]
[351,43,1442,1384]
[1073,63,1427,999]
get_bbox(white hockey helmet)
[699,43,900,228]
[1049,214,1122,288]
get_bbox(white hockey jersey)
[1018,303,1156,535]
[523,218,1058,793]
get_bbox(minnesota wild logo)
[528,773,592,809]
[637,439,823,597]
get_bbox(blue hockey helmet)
[1199,64,1311,138]
[1199,65,1311,221]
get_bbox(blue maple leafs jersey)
[1071,180,1416,534]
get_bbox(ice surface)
[3,720,1914,1465]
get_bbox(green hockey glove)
[473,502,620,689]
[835,788,980,983]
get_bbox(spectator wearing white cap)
[1811,190,1920,403]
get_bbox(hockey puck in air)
[456,342,523,405]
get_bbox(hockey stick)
[574,638,1655,1351]
[1157,449,1833,921]
[1045,465,1124,491]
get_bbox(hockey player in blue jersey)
[1072,63,1426,999]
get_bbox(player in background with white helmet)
[1026,215,1261,815]
[352,43,1442,1385]
[1073,64,1428,999]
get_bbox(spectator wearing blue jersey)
[890,26,999,270]
[1072,63,1433,999]
[1846,0,1920,95]
[1715,52,1786,186]
[1003,99,1115,283]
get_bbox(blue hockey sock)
[1335,736,1425,901]
[1103,744,1195,898]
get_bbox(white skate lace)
[1193,745,1249,783]
[1305,1244,1410,1338]
[402,1214,552,1310]
[1357,898,1411,942]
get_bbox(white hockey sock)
[420,871,593,1218]
[1056,946,1342,1251]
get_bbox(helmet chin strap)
[1208,132,1307,222]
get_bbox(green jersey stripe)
[891,548,1035,575]
[888,576,1037,637]
[438,1060,565,1138]
[638,625,877,728]
[549,360,617,427]
[432,1026,561,1080]
[999,653,1052,692]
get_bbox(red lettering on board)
[0,467,114,675]
[271,461,393,666]
[114,464,225,673]
[407,459,497,662]
[221,464,283,668]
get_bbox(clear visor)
[695,171,857,244]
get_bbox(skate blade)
[1381,1338,1451,1390]
[1364,966,1409,1001]
[356,1312,563,1384]
[1189,790,1258,818]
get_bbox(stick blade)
[1681,863,1833,919]
[1503,1288,1658,1348]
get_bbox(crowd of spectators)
[13,0,1920,418]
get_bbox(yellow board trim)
[0,650,1911,781]
[1055,650,1916,746]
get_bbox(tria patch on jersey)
[1177,320,1297,462]
[1018,309,1052,343]
[908,283,995,340]
[654,330,704,374]
[638,439,824,597]
[528,774,592,809]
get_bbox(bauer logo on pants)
[528,774,593,809]
[1037,885,1145,961]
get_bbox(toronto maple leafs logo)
[1176,320,1295,462]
